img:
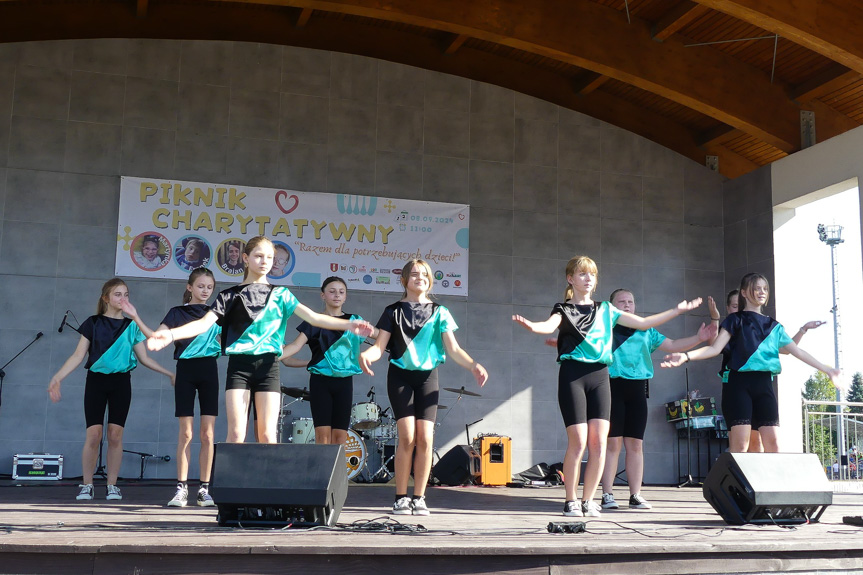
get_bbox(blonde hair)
[564,256,598,300]
[400,259,434,298]
[97,278,128,315]
[242,236,274,280]
[738,273,769,311]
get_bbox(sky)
[774,184,863,392]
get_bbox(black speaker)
[210,442,347,528]
[703,452,832,525]
[432,445,480,486]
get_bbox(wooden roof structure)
[2,0,862,178]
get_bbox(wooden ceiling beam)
[443,33,468,55]
[652,1,710,42]
[692,0,863,74]
[572,72,609,95]
[295,7,313,27]
[790,64,860,103]
[697,125,740,147]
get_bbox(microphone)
[36,332,44,339]
[162,455,172,462]
[367,386,375,398]
[468,418,484,426]
[58,311,69,333]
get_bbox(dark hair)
[737,274,769,311]
[97,278,127,315]
[609,288,633,304]
[726,289,739,308]
[183,267,215,304]
[142,235,159,248]
[321,276,347,292]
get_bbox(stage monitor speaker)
[703,452,832,525]
[210,442,347,528]
[432,445,479,486]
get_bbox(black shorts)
[387,364,439,422]
[309,373,353,430]
[84,371,132,428]
[722,370,779,429]
[225,354,281,394]
[608,378,649,439]
[558,360,611,427]
[175,357,220,417]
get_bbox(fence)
[802,399,863,481]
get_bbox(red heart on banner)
[275,191,299,214]
[458,213,465,220]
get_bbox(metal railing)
[802,399,863,481]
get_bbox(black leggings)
[722,370,779,429]
[309,373,353,430]
[608,378,648,439]
[84,371,132,428]
[558,360,611,427]
[387,365,439,422]
[174,357,220,417]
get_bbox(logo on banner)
[442,280,450,288]
[330,263,339,272]
[455,280,461,287]
[349,265,358,274]
[434,271,444,280]
[363,275,373,284]
[376,276,390,284]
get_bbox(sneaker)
[629,493,652,509]
[581,500,601,517]
[168,483,188,507]
[410,496,430,516]
[76,484,94,501]
[197,486,214,507]
[106,484,123,501]
[392,496,412,515]
[563,500,583,517]
[601,492,619,509]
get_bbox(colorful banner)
[115,177,470,295]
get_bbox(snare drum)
[290,418,315,444]
[345,429,367,480]
[350,402,381,430]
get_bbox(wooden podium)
[473,435,511,486]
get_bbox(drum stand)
[277,396,304,443]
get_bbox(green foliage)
[803,371,839,467]
[847,372,863,414]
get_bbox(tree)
[847,372,863,414]
[802,371,839,467]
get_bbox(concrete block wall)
[0,38,726,485]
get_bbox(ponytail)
[97,278,127,315]
[184,267,215,304]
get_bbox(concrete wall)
[0,39,725,484]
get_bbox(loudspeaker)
[432,445,479,486]
[703,452,832,525]
[210,442,347,528]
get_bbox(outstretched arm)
[707,296,722,345]
[148,311,219,351]
[792,320,826,345]
[512,313,562,335]
[120,299,166,339]
[294,303,373,337]
[48,335,90,402]
[360,330,390,376]
[782,341,842,387]
[661,329,730,368]
[442,331,488,387]
[658,322,718,353]
[617,298,703,330]
[134,342,176,386]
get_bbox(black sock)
[411,494,423,500]
[178,481,188,489]
[395,493,407,502]
[200,482,209,490]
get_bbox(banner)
[115,177,470,295]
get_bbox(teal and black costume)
[376,302,456,422]
[608,326,666,439]
[719,311,792,428]
[79,315,146,428]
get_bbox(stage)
[1,481,862,575]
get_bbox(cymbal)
[281,386,310,400]
[443,386,481,398]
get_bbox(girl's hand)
[676,298,703,313]
[707,296,720,321]
[512,315,535,332]
[359,352,375,376]
[350,320,374,338]
[827,367,844,389]
[48,378,61,403]
[802,320,826,332]
[544,337,558,348]
[661,353,686,368]
[697,322,718,342]
[147,330,172,351]
[119,299,139,318]
[472,362,488,387]
[169,374,176,387]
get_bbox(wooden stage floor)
[1,480,862,574]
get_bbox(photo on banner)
[115,177,470,295]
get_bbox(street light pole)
[818,223,845,474]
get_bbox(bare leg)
[563,423,588,502]
[412,419,435,497]
[315,426,333,444]
[198,415,216,482]
[581,418,610,503]
[331,428,348,444]
[253,391,281,444]
[623,437,644,496]
[176,417,194,482]
[225,389,250,443]
[748,429,764,452]
[601,436,623,494]
[81,425,103,485]
[395,417,417,495]
[757,426,779,452]
[728,425,752,452]
[105,424,125,485]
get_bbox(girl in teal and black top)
[280,276,378,446]
[48,278,175,502]
[513,256,703,519]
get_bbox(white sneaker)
[581,500,601,517]
[410,496,430,516]
[629,493,652,509]
[106,484,122,501]
[601,492,619,509]
[76,484,94,501]
[168,483,188,507]
[197,486,214,507]
[563,500,583,517]
[392,496,412,515]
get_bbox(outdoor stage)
[1,481,862,575]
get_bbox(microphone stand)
[678,367,701,488]
[0,332,44,409]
